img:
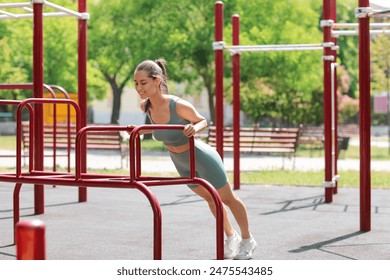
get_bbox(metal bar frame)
[358,0,371,232]
[332,29,390,37]
[214,1,224,159]
[0,108,225,259]
[232,14,240,190]
[0,1,88,21]
[225,43,330,55]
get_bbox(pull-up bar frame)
[0,1,89,20]
[214,1,339,194]
[0,0,89,214]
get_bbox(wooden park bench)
[206,126,301,159]
[21,122,128,169]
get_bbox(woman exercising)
[131,58,257,260]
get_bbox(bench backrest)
[21,122,123,151]
[206,126,300,154]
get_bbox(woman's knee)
[217,183,239,206]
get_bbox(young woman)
[131,59,257,260]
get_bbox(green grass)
[0,135,17,150]
[1,135,390,189]
[228,170,390,189]
[296,142,390,160]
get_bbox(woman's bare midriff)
[166,142,190,154]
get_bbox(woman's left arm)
[176,100,208,138]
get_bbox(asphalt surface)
[1,150,389,260]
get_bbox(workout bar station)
[0,0,224,260]
[0,0,389,260]
[213,0,388,231]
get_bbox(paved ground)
[1,151,389,260]
[1,139,390,260]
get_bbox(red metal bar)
[214,1,224,159]
[323,0,333,203]
[193,178,224,260]
[0,100,35,172]
[16,220,46,260]
[0,83,64,173]
[75,125,129,179]
[129,124,224,259]
[78,0,88,202]
[9,176,162,260]
[331,0,339,195]
[3,121,224,259]
[358,0,371,231]
[136,136,142,178]
[132,181,162,259]
[0,83,57,97]
[33,1,45,215]
[232,14,240,190]
[13,183,22,243]
[16,99,81,177]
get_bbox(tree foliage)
[0,0,105,101]
[3,0,386,128]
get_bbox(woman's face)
[134,70,160,99]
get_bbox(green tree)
[88,1,140,124]
[371,33,390,94]
[336,0,359,99]
[0,0,105,102]
[223,0,324,126]
[88,0,238,125]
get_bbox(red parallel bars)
[129,125,225,260]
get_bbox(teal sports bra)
[147,97,190,147]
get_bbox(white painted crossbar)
[224,43,332,54]
[0,1,88,21]
[332,29,390,37]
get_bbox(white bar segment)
[332,29,390,37]
[45,1,83,18]
[0,12,71,20]
[225,43,326,54]
[0,2,31,9]
[0,10,17,18]
[334,22,390,28]
[372,9,390,16]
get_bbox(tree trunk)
[207,85,215,126]
[111,87,122,124]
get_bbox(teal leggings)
[169,140,228,189]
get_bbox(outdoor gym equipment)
[213,0,389,231]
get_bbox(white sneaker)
[224,231,241,259]
[234,236,257,260]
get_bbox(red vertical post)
[78,0,88,202]
[323,0,333,203]
[33,1,45,214]
[214,1,224,159]
[331,0,338,195]
[232,14,240,190]
[358,0,371,231]
[16,220,46,260]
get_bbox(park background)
[0,0,389,188]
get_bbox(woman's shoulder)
[169,95,190,106]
